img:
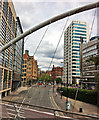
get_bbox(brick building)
[22,50,38,86]
[51,65,63,80]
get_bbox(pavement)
[52,87,99,117]
[1,85,99,119]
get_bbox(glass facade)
[12,17,24,90]
[0,0,16,94]
[64,21,88,84]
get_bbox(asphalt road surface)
[1,85,65,119]
[14,85,56,111]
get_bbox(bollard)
[66,101,71,111]
[79,108,83,112]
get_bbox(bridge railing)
[0,99,99,119]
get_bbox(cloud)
[13,0,98,70]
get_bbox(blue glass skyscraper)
[63,21,89,85]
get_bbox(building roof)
[90,36,99,41]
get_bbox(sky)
[12,0,98,71]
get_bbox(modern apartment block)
[0,0,16,98]
[82,36,99,81]
[12,17,24,91]
[22,50,38,86]
[63,21,89,85]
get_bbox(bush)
[59,87,97,105]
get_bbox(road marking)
[18,115,26,118]
[7,108,16,112]
[24,107,54,116]
[23,107,73,119]
[7,112,16,116]
[50,89,64,116]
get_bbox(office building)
[0,0,16,98]
[82,36,99,81]
[63,21,89,85]
[12,17,24,90]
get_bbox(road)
[1,85,98,120]
[1,85,67,119]
[13,85,56,110]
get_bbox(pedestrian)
[55,92,57,97]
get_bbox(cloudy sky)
[13,0,98,71]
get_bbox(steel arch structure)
[0,1,99,52]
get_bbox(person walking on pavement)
[55,92,57,97]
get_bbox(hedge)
[59,87,97,106]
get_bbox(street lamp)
[60,62,63,89]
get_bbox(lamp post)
[60,62,64,88]
[66,61,71,111]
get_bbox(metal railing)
[0,99,99,119]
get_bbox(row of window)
[72,73,80,75]
[73,36,86,39]
[73,23,86,27]
[1,17,6,42]
[73,26,86,30]
[73,56,80,58]
[83,45,97,53]
[72,69,80,72]
[73,39,86,42]
[72,66,80,68]
[72,52,80,55]
[73,46,80,48]
[73,33,86,36]
[83,50,98,58]
[3,2,8,20]
[73,30,86,33]
[73,43,80,45]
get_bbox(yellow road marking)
[50,90,64,116]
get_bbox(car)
[48,83,51,85]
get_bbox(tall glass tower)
[0,0,16,98]
[63,21,89,85]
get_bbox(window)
[0,17,6,42]
[73,43,80,45]
[72,52,80,55]
[8,7,12,27]
[73,33,86,36]
[73,46,80,48]
[3,69,8,89]
[73,30,86,33]
[73,49,80,51]
[72,59,80,61]
[73,26,86,30]
[3,2,8,20]
[73,36,86,39]
[73,23,86,27]
[0,51,4,66]
[73,56,80,58]
[73,39,86,42]
[0,68,3,90]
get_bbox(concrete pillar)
[0,93,2,99]
[5,91,7,97]
[9,90,11,95]
[0,102,2,118]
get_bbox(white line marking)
[7,108,16,112]
[18,115,26,118]
[8,112,16,116]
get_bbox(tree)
[55,77,62,84]
[94,73,99,92]
[38,73,51,83]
